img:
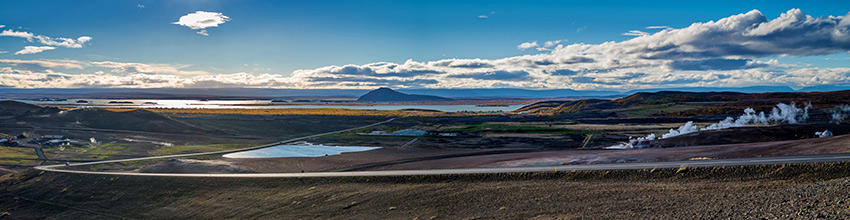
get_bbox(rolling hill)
[516,90,850,115]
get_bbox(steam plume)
[830,105,850,124]
[656,102,811,139]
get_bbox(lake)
[11,99,524,112]
[222,143,381,158]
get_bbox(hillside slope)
[0,101,60,117]
[24,108,214,134]
[517,90,850,115]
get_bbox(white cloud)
[90,61,209,75]
[622,30,649,36]
[2,9,850,90]
[15,46,55,55]
[32,35,92,48]
[0,29,35,39]
[1,29,91,48]
[0,25,5,28]
[0,51,7,54]
[0,59,84,70]
[535,39,566,51]
[478,11,495,19]
[0,28,92,53]
[646,26,673,30]
[137,4,144,9]
[517,41,538,50]
[173,11,230,35]
[576,26,587,32]
[543,40,564,48]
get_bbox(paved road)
[32,146,46,160]
[37,152,850,178]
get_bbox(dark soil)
[654,123,850,148]
[2,163,850,219]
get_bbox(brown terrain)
[3,89,850,219]
[125,130,850,174]
[2,162,850,219]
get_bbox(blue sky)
[1,0,849,90]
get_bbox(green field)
[446,123,597,134]
[152,144,254,156]
[609,103,706,118]
[0,146,38,165]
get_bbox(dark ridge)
[516,90,850,115]
[0,100,61,117]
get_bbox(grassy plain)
[445,122,597,135]
[0,147,38,165]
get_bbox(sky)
[1,0,849,91]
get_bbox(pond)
[222,142,381,158]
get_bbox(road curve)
[35,117,397,171]
[37,152,850,178]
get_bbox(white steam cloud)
[830,104,850,124]
[655,102,812,140]
[613,102,814,149]
[661,121,699,139]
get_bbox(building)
[357,130,389,135]
[41,139,80,146]
[816,130,833,138]
[427,131,468,137]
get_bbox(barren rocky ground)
[2,162,849,219]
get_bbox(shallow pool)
[222,143,381,158]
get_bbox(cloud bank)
[1,9,850,89]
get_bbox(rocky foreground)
[1,162,849,219]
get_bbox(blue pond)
[222,143,381,158]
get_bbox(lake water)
[222,143,381,158]
[11,99,524,112]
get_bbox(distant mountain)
[396,88,621,98]
[798,85,850,92]
[0,86,845,100]
[357,88,451,102]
